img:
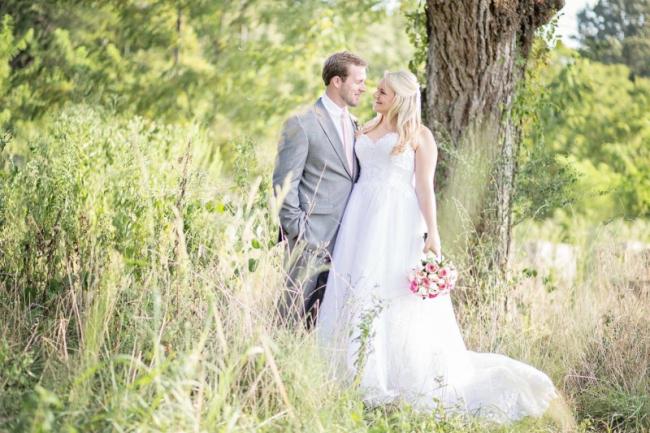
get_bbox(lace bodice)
[355,132,414,188]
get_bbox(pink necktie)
[340,108,353,173]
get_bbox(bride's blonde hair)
[361,70,422,154]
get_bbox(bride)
[316,70,559,423]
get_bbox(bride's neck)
[378,117,397,132]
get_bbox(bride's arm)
[414,126,442,257]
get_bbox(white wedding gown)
[316,132,557,422]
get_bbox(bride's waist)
[356,175,414,190]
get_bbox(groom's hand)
[273,115,309,240]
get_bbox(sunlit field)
[1,108,648,432]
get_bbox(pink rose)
[438,268,448,278]
[425,262,438,273]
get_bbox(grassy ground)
[0,107,648,432]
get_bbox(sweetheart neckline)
[359,131,398,145]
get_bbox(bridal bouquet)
[408,255,458,299]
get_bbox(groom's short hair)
[322,51,367,86]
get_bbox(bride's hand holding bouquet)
[423,229,442,260]
[409,230,457,300]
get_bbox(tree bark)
[424,0,563,275]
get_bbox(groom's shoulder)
[283,99,320,125]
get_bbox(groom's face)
[339,64,367,107]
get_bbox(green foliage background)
[2,1,648,220]
[537,46,650,219]
[0,1,413,166]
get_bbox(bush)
[0,105,223,306]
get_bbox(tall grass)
[510,218,650,432]
[0,106,647,432]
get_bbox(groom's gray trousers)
[272,98,359,326]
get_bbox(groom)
[273,51,367,327]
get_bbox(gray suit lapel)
[314,98,353,179]
[352,118,360,180]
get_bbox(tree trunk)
[424,0,563,275]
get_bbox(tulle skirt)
[316,179,557,422]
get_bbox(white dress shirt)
[321,92,355,152]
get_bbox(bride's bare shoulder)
[414,125,436,153]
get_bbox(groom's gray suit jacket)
[273,97,360,256]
